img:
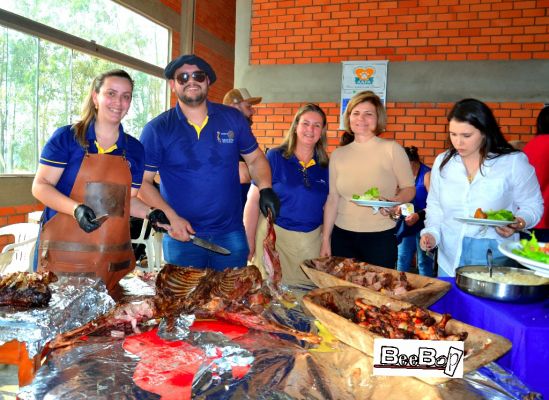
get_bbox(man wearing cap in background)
[139,54,280,270]
[223,88,262,210]
[223,88,262,126]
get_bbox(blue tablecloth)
[430,278,549,398]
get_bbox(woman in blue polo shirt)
[244,103,329,287]
[32,69,168,293]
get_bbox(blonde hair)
[72,69,134,148]
[280,103,329,167]
[340,90,386,146]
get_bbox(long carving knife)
[189,235,231,255]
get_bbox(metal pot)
[455,265,549,303]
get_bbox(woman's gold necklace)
[466,168,478,183]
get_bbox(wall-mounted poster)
[339,60,388,130]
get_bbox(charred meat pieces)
[0,271,57,308]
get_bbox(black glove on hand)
[147,209,170,233]
[73,204,101,233]
[259,188,281,221]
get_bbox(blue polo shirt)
[140,101,258,235]
[39,122,145,223]
[262,147,329,232]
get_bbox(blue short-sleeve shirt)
[263,147,329,232]
[140,101,258,235]
[39,122,145,223]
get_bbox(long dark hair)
[340,91,386,146]
[404,145,421,163]
[536,106,549,135]
[72,69,134,149]
[279,103,329,167]
[440,98,516,171]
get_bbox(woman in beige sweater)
[320,91,415,267]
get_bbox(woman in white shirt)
[420,98,543,277]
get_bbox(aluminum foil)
[0,276,114,357]
[118,273,156,298]
[156,313,195,341]
[14,283,542,399]
[16,331,538,400]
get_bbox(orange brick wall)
[166,0,236,105]
[196,0,236,44]
[251,101,544,165]
[195,0,236,103]
[247,0,547,162]
[0,204,43,249]
[250,0,549,64]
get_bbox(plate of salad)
[351,187,400,208]
[455,209,517,227]
[499,235,549,277]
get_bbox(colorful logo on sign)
[354,67,375,85]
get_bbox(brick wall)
[251,101,544,165]
[165,0,236,105]
[248,0,548,161]
[250,0,549,64]
[0,204,43,250]
[195,0,236,103]
[196,0,236,44]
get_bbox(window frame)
[0,8,165,79]
[0,6,171,176]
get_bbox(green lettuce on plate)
[485,209,515,221]
[352,187,380,201]
[512,233,549,264]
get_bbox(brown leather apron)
[38,150,135,292]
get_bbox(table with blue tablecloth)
[430,277,549,398]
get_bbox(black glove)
[147,209,170,233]
[73,204,101,233]
[259,188,280,221]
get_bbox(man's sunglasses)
[175,70,207,85]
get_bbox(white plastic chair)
[0,223,40,274]
[131,218,162,272]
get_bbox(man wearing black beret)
[139,54,280,270]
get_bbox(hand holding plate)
[496,217,526,238]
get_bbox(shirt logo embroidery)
[217,130,235,144]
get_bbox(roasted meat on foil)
[0,271,58,308]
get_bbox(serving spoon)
[486,248,494,278]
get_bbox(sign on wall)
[339,60,388,130]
